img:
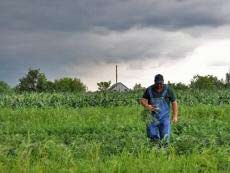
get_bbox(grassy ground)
[0,105,230,172]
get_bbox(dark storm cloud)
[1,0,230,32]
[0,0,230,86]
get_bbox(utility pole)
[116,64,118,84]
[226,65,230,84]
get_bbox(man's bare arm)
[172,101,178,123]
[140,98,156,112]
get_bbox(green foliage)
[0,81,11,93]
[15,69,87,93]
[2,72,230,171]
[0,105,229,172]
[97,81,111,91]
[190,75,224,89]
[133,83,145,91]
[54,77,86,92]
[15,68,49,92]
[0,89,230,172]
[226,72,230,84]
[45,80,56,92]
[170,82,189,90]
[0,89,229,108]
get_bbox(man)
[140,74,178,144]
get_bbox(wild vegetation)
[0,68,230,93]
[0,69,230,172]
[0,89,229,172]
[0,104,229,172]
[0,89,229,109]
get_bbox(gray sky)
[1,0,230,90]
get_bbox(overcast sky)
[1,0,230,91]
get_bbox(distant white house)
[109,82,129,92]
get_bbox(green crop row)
[0,105,229,172]
[0,89,230,108]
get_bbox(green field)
[0,91,230,172]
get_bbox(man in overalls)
[140,74,178,145]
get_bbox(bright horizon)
[80,39,230,91]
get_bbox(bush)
[54,77,86,92]
[169,82,189,90]
[190,75,224,89]
[0,81,11,93]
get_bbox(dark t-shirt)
[142,84,176,106]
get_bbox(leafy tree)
[133,83,145,91]
[54,77,86,92]
[0,81,11,93]
[169,82,189,90]
[226,73,230,84]
[46,81,56,92]
[97,81,111,91]
[16,68,48,92]
[190,75,224,89]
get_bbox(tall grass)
[0,105,229,172]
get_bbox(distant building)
[109,82,129,92]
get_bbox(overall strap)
[148,86,154,99]
[148,85,168,99]
[161,84,168,98]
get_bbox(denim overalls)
[146,85,171,142]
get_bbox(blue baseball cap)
[154,74,164,84]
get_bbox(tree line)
[0,68,230,93]
[0,69,86,93]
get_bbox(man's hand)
[140,98,156,112]
[146,104,156,112]
[172,115,178,123]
